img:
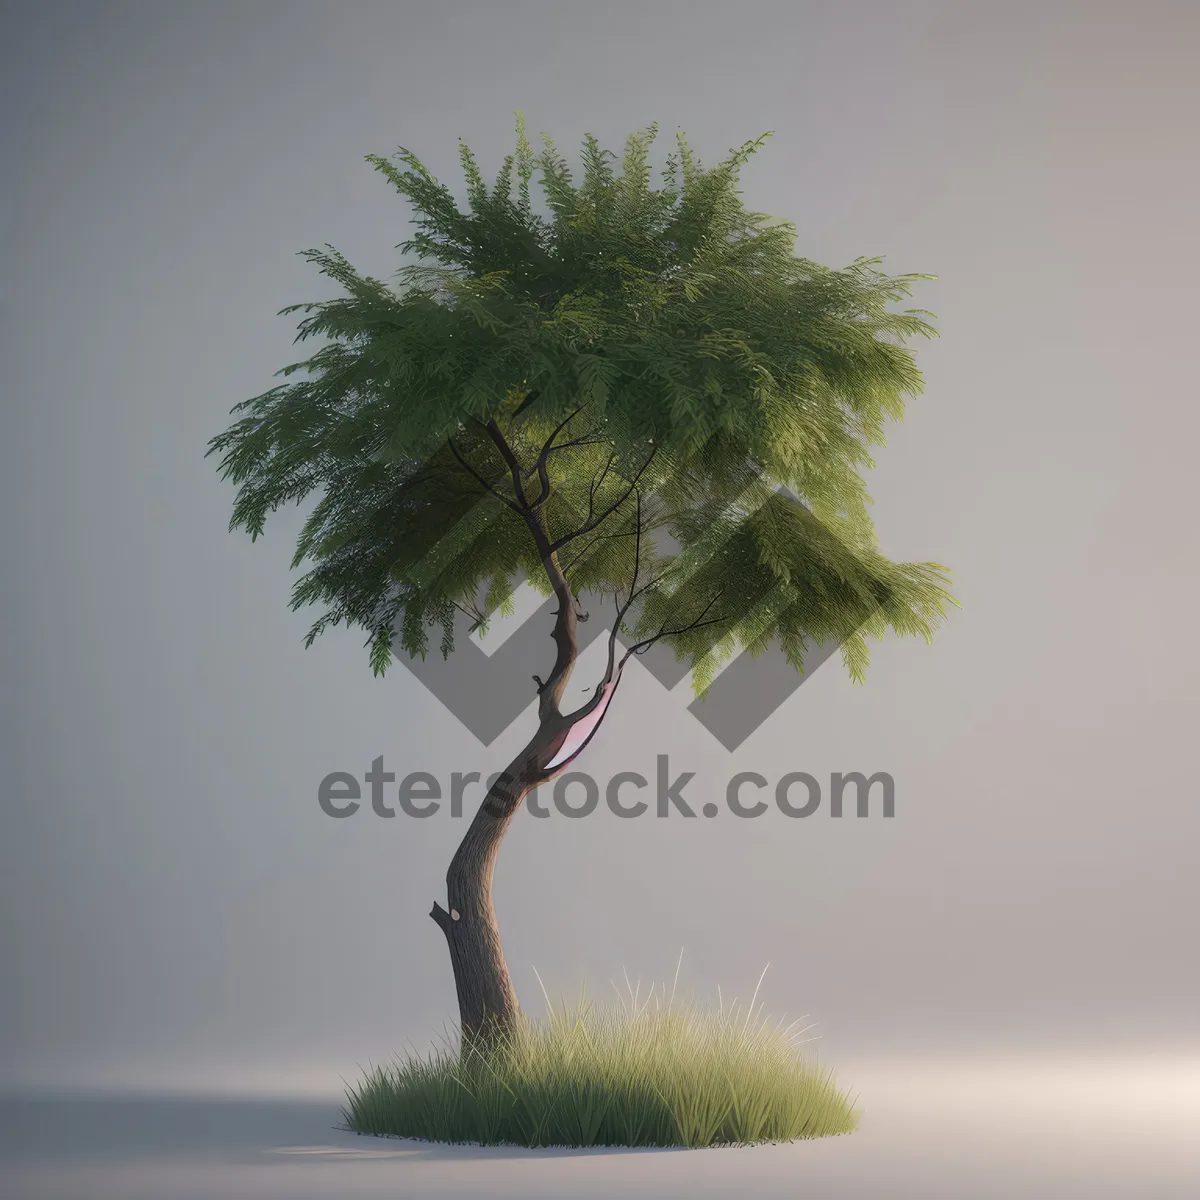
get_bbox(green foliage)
[207,113,956,685]
[343,983,858,1148]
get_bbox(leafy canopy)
[207,114,956,690]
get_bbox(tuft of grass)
[343,964,860,1148]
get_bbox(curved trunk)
[429,678,620,1045]
[431,415,635,1048]
[429,731,548,1043]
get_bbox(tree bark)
[428,726,561,1045]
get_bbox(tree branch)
[446,438,525,517]
[511,387,541,420]
[555,525,638,581]
[451,598,488,633]
[480,418,531,510]
[471,419,580,720]
[619,587,728,665]
[549,447,658,552]
[522,435,607,481]
[429,900,454,933]
[528,408,583,508]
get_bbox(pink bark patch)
[545,678,619,771]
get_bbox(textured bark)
[429,731,556,1044]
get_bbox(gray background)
[3,0,1197,1122]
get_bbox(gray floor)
[2,1061,1198,1198]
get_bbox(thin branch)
[624,614,729,660]
[624,488,645,619]
[450,598,489,632]
[387,468,450,496]
[549,447,658,552]
[586,450,618,515]
[626,564,678,608]
[511,387,541,420]
[529,408,584,508]
[480,418,531,510]
[556,525,639,580]
[597,489,646,693]
[523,435,608,476]
[619,587,728,665]
[446,438,525,517]
[522,435,607,488]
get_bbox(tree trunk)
[428,745,534,1044]
[429,670,622,1048]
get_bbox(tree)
[207,114,956,1046]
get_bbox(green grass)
[343,967,860,1148]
